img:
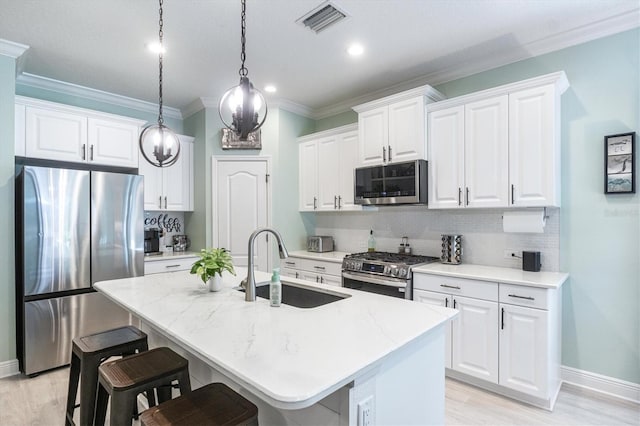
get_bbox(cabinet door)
[509,84,558,207]
[299,272,320,284]
[451,296,499,383]
[139,150,164,210]
[414,289,452,369]
[428,106,465,209]
[88,117,140,167]
[337,131,360,210]
[281,267,299,280]
[25,106,87,162]
[163,137,193,211]
[388,96,425,163]
[499,304,548,398]
[464,96,509,208]
[15,103,26,157]
[299,140,318,211]
[359,107,388,165]
[317,136,340,210]
[320,274,342,287]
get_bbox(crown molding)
[269,98,315,118]
[15,72,183,120]
[0,39,29,59]
[181,98,208,118]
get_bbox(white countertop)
[144,251,199,262]
[287,250,348,263]
[412,263,569,289]
[95,268,456,409]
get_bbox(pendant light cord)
[239,0,248,77]
[158,0,165,125]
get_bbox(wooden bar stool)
[140,382,258,426]
[65,325,149,426]
[94,347,191,426]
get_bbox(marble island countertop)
[95,268,456,410]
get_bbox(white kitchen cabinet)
[298,124,360,212]
[139,134,194,211]
[413,289,452,368]
[15,103,25,156]
[354,85,444,166]
[18,96,145,167]
[427,71,568,209]
[144,255,198,275]
[281,256,342,286]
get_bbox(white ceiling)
[0,0,638,118]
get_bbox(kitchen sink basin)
[239,282,350,308]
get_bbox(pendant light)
[139,0,180,168]
[219,0,267,141]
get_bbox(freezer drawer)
[23,292,130,375]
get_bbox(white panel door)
[414,289,452,369]
[317,136,339,210]
[388,96,425,163]
[509,84,557,206]
[499,304,548,398]
[359,107,388,165]
[25,106,87,162]
[464,95,509,208]
[215,159,269,272]
[451,296,499,383]
[299,140,318,211]
[88,117,140,167]
[428,106,465,209]
[337,131,360,210]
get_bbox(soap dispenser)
[270,268,281,307]
[367,230,376,252]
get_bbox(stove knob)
[390,267,398,277]
[356,262,362,271]
[398,268,407,277]
[384,266,390,275]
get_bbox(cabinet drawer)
[499,284,549,310]
[413,273,498,301]
[145,257,197,275]
[286,257,342,276]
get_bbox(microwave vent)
[297,1,349,33]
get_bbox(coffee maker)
[144,228,161,255]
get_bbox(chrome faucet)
[242,228,289,301]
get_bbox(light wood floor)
[0,367,638,425]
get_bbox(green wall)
[314,110,358,132]
[0,54,16,363]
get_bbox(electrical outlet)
[357,396,374,426]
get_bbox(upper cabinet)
[16,96,145,168]
[139,134,194,211]
[353,85,445,166]
[298,124,360,212]
[428,72,569,209]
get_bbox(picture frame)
[221,128,262,150]
[604,132,635,194]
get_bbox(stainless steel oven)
[342,252,439,300]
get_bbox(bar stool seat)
[140,382,258,426]
[65,325,149,426]
[94,347,191,426]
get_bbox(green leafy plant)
[190,248,236,284]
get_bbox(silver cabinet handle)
[82,144,86,160]
[338,195,342,209]
[445,298,449,307]
[388,145,392,162]
[501,307,505,329]
[285,261,296,266]
[458,188,462,206]
[165,264,181,268]
[295,272,299,278]
[90,144,94,161]
[314,266,326,271]
[334,195,337,209]
[511,184,515,205]
[313,196,317,210]
[316,276,319,283]
[164,196,167,209]
[466,187,469,206]
[382,146,386,162]
[508,294,535,301]
[159,196,162,209]
[320,276,324,284]
[440,284,461,290]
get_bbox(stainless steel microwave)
[354,159,428,205]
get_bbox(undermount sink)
[239,281,350,308]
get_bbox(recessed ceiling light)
[264,85,277,93]
[347,43,364,57]
[146,42,166,54]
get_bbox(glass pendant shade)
[219,76,267,141]
[139,123,180,168]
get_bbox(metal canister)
[440,234,462,264]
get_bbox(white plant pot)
[208,275,222,292]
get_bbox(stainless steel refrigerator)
[16,165,144,375]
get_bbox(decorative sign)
[221,128,262,150]
[144,213,182,233]
[605,132,635,194]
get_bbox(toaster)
[307,236,334,252]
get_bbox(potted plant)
[190,248,236,292]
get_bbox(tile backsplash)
[144,211,186,250]
[314,207,560,272]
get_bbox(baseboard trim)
[0,359,20,379]
[561,365,640,404]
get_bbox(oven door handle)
[342,271,407,288]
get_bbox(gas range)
[342,251,440,280]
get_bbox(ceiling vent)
[297,1,349,33]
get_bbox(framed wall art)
[604,132,635,194]
[221,128,262,150]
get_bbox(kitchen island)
[95,268,457,425]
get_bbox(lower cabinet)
[281,256,342,286]
[413,272,561,409]
[144,256,198,275]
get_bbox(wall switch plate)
[357,396,374,426]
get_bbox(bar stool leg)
[78,356,101,426]
[110,391,136,426]
[94,382,109,426]
[65,352,81,426]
